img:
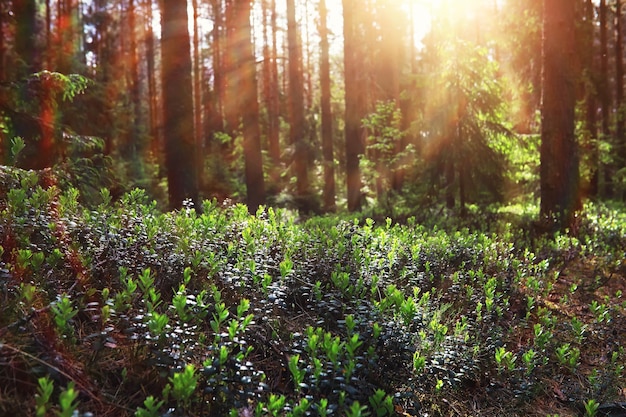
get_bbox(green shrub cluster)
[0,173,624,416]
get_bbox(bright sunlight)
[319,0,505,48]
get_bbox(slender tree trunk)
[237,0,265,212]
[128,0,141,167]
[319,0,335,211]
[0,1,5,81]
[445,156,455,208]
[600,0,612,197]
[540,0,580,231]
[145,0,159,157]
[14,0,52,169]
[303,0,313,109]
[379,1,403,191]
[585,0,599,197]
[456,125,466,215]
[14,0,38,74]
[270,0,280,164]
[287,0,309,199]
[192,0,204,188]
[161,0,199,209]
[45,0,51,68]
[616,0,625,196]
[262,0,280,181]
[223,0,238,136]
[57,0,77,73]
[211,0,224,129]
[343,0,364,211]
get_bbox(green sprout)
[35,376,54,417]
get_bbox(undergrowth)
[0,168,624,416]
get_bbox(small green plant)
[521,348,537,375]
[57,381,80,417]
[533,323,552,351]
[288,354,305,392]
[322,333,343,370]
[589,300,611,323]
[495,346,517,372]
[172,284,191,322]
[46,248,64,268]
[555,343,580,370]
[345,333,363,359]
[135,396,165,417]
[51,294,77,338]
[168,364,199,410]
[368,389,394,416]
[331,270,351,294]
[484,276,498,313]
[435,379,444,392]
[288,397,310,417]
[316,398,329,417]
[413,351,426,374]
[399,296,417,326]
[428,316,448,346]
[18,283,37,307]
[262,273,273,295]
[144,287,163,314]
[35,376,54,417]
[372,322,382,339]
[345,400,370,417]
[279,257,294,279]
[584,399,599,417]
[147,312,169,337]
[16,249,33,271]
[570,316,587,344]
[7,187,28,213]
[266,393,286,417]
[10,136,26,164]
[31,252,45,271]
[210,298,230,341]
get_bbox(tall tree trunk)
[585,0,599,197]
[270,0,280,163]
[14,0,53,169]
[456,125,466,215]
[223,0,238,136]
[343,0,364,211]
[192,0,204,188]
[262,0,280,182]
[128,0,142,169]
[45,0,51,68]
[600,0,612,197]
[237,0,265,212]
[445,156,455,209]
[319,0,335,211]
[287,0,309,199]
[540,0,580,231]
[303,0,313,109]
[145,0,159,157]
[378,0,403,192]
[616,0,625,196]
[211,0,224,129]
[0,1,6,81]
[57,0,77,73]
[161,0,199,209]
[14,0,38,74]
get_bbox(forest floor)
[0,167,625,416]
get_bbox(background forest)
[1,0,619,223]
[0,1,626,417]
